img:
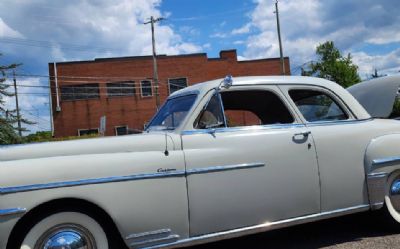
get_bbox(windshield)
[146,94,197,131]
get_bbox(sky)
[0,0,399,134]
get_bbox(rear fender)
[365,134,400,209]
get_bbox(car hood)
[347,75,400,118]
[0,132,175,162]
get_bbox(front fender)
[365,133,400,209]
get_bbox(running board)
[143,204,370,249]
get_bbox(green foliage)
[390,98,400,119]
[0,55,19,145]
[0,121,21,145]
[23,131,52,143]
[302,41,361,88]
[0,54,32,144]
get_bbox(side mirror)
[219,75,233,89]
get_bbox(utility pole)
[12,70,22,136]
[144,16,164,109]
[275,0,286,75]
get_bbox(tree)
[302,41,361,88]
[0,54,30,145]
[371,68,386,79]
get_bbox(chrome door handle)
[294,131,311,137]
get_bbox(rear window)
[289,90,348,122]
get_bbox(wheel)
[384,172,400,223]
[19,212,109,249]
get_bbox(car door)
[182,85,321,236]
[280,85,372,212]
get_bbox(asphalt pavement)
[188,210,400,249]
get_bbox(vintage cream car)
[1,76,400,249]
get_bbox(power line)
[167,6,254,22]
[2,81,185,89]
[0,37,121,53]
[11,73,150,80]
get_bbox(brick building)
[48,50,290,137]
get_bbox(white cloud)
[0,0,201,61]
[240,0,400,75]
[231,23,252,35]
[203,43,211,49]
[233,40,245,45]
[352,49,400,78]
[210,32,228,38]
[0,17,23,38]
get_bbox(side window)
[224,110,261,127]
[195,90,294,129]
[289,89,348,122]
[221,90,294,126]
[195,93,225,129]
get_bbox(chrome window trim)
[0,207,27,217]
[217,91,228,128]
[182,123,306,136]
[0,163,264,195]
[168,90,199,100]
[305,118,374,127]
[285,84,358,120]
[372,156,400,166]
[146,205,371,249]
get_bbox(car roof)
[169,76,371,120]
[170,76,341,96]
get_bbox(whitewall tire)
[384,172,400,223]
[20,212,109,249]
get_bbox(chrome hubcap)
[390,179,400,211]
[35,224,96,249]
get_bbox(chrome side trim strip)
[181,123,305,135]
[146,205,370,249]
[372,156,400,166]
[0,171,186,195]
[0,162,264,195]
[126,229,171,241]
[130,235,180,249]
[186,162,265,175]
[368,172,389,178]
[0,207,27,217]
[367,172,388,210]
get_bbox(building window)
[107,81,136,97]
[115,125,128,136]
[61,84,100,101]
[169,78,188,94]
[78,128,99,136]
[141,80,153,97]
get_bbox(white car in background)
[1,76,400,249]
